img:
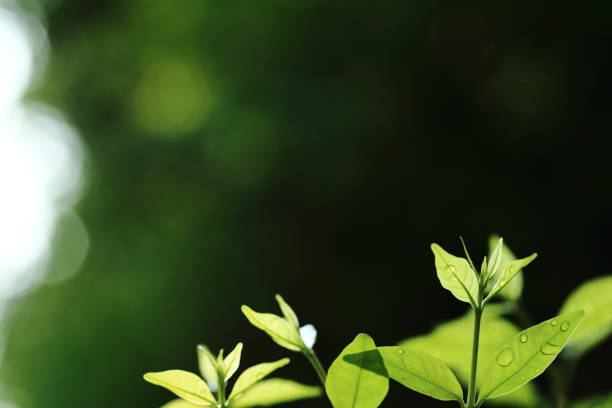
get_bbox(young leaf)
[222,342,244,382]
[477,310,585,404]
[485,253,537,302]
[228,358,290,401]
[487,237,503,280]
[230,378,321,407]
[431,243,478,305]
[197,345,220,390]
[143,370,216,406]
[162,399,200,408]
[486,236,531,301]
[560,275,612,357]
[241,305,303,351]
[376,346,463,403]
[275,294,299,328]
[325,333,389,408]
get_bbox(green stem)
[216,370,226,407]
[467,307,483,408]
[304,349,327,385]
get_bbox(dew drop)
[520,333,528,343]
[540,342,559,355]
[551,319,559,327]
[560,321,570,332]
[396,348,405,355]
[445,265,456,273]
[496,347,514,367]
[508,265,515,274]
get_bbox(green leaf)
[431,243,478,305]
[241,305,303,351]
[477,310,585,404]
[376,346,463,403]
[485,250,537,302]
[325,333,389,408]
[230,378,321,407]
[143,370,216,406]
[161,399,201,408]
[399,309,519,384]
[560,275,612,357]
[398,309,539,407]
[487,237,503,280]
[275,294,299,328]
[222,343,243,382]
[197,345,219,389]
[487,236,524,300]
[229,358,290,401]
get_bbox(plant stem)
[304,349,327,385]
[216,370,226,407]
[466,302,483,407]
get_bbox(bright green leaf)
[197,345,219,389]
[222,343,243,382]
[230,378,321,407]
[487,237,503,280]
[241,305,303,351]
[485,251,537,302]
[161,399,201,408]
[399,309,539,407]
[560,275,612,357]
[275,294,299,328]
[325,333,388,408]
[487,235,525,300]
[143,370,216,406]
[376,346,463,403]
[229,358,290,401]
[431,243,478,305]
[477,310,585,404]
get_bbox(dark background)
[2,1,611,407]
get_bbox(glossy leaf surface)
[478,310,585,403]
[377,346,463,403]
[229,358,290,401]
[161,399,200,408]
[230,378,321,407]
[431,243,478,304]
[486,252,537,302]
[560,275,612,357]
[143,370,216,406]
[326,334,388,408]
[275,294,299,328]
[197,345,219,389]
[241,305,303,351]
[222,342,243,382]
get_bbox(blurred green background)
[1,0,611,407]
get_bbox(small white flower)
[299,324,317,349]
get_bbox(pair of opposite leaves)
[144,344,319,407]
[326,310,584,408]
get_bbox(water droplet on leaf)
[551,319,559,326]
[560,321,569,332]
[540,342,559,355]
[445,265,456,273]
[496,347,514,367]
[396,348,405,355]
[520,333,528,343]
